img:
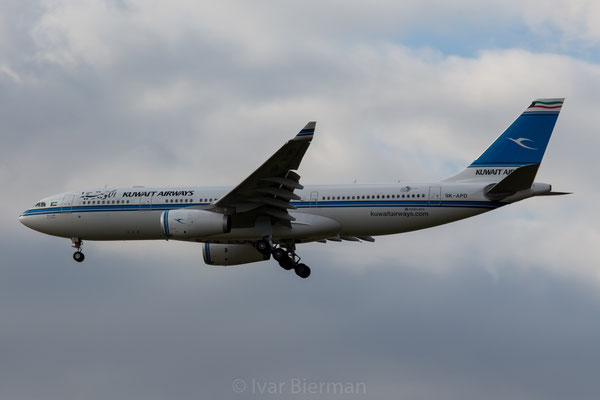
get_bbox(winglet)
[293,121,316,141]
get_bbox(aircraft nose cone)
[18,214,29,227]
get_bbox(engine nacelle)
[160,209,231,239]
[203,243,270,266]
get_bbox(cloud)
[3,1,599,276]
[1,1,599,399]
[522,1,600,44]
[2,240,600,400]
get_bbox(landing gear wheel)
[272,248,287,262]
[278,256,294,271]
[294,263,311,279]
[73,251,85,263]
[256,240,271,255]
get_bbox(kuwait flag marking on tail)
[51,201,58,207]
[525,98,564,113]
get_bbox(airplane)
[19,98,569,278]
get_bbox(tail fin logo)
[508,137,538,150]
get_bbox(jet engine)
[203,243,270,266]
[160,209,231,239]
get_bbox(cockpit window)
[34,202,47,208]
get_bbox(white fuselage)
[18,181,550,243]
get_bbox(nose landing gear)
[71,237,85,263]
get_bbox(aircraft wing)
[211,122,316,225]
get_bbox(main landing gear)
[71,237,85,263]
[257,240,311,279]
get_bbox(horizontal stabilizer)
[485,163,539,199]
[535,191,572,196]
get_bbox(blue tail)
[445,98,564,182]
[470,98,564,167]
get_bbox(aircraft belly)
[69,210,163,240]
[24,205,490,242]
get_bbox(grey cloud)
[1,1,599,399]
[2,239,600,400]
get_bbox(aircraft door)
[429,186,441,205]
[310,191,319,208]
[61,194,75,213]
[140,195,152,210]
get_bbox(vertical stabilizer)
[446,98,564,182]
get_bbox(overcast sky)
[2,1,600,399]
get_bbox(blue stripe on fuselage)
[20,200,504,217]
